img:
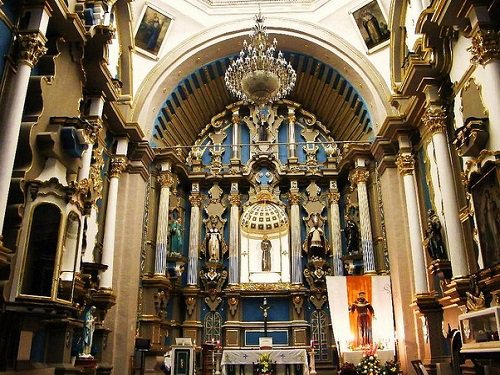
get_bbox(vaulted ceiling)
[152,52,373,147]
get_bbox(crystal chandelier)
[224,12,296,105]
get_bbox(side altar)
[221,349,309,375]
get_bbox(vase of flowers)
[257,353,274,375]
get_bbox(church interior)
[0,0,499,374]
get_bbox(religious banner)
[326,276,395,357]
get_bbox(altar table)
[221,349,309,375]
[342,349,394,364]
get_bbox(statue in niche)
[81,306,96,357]
[261,235,272,271]
[169,217,183,254]
[344,214,360,255]
[307,213,326,259]
[258,121,269,142]
[206,215,222,262]
[425,209,447,260]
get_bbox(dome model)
[240,200,288,234]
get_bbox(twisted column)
[350,167,376,274]
[422,105,468,277]
[396,148,428,294]
[289,180,302,283]
[155,169,175,275]
[328,185,342,276]
[187,190,202,285]
[100,149,128,289]
[0,31,47,235]
[229,190,240,284]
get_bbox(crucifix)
[260,298,271,337]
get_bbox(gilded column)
[78,117,103,181]
[229,183,240,284]
[155,168,175,275]
[100,141,128,289]
[350,166,376,274]
[288,108,297,160]
[396,146,428,294]
[422,105,468,277]
[328,181,342,276]
[187,186,202,285]
[231,110,240,161]
[0,31,48,237]
[289,180,302,284]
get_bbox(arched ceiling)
[152,52,373,147]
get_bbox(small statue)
[206,215,222,262]
[258,121,269,142]
[307,213,326,259]
[349,292,375,346]
[344,215,359,255]
[425,209,447,260]
[466,275,486,312]
[169,218,183,254]
[261,235,272,271]
[81,306,96,357]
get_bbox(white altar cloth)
[221,349,309,375]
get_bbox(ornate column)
[0,31,48,237]
[155,166,174,276]
[422,103,468,277]
[228,183,240,284]
[289,180,302,284]
[187,184,202,285]
[100,138,129,289]
[78,118,103,181]
[350,163,376,274]
[396,138,428,294]
[327,181,343,276]
[288,108,297,160]
[231,110,240,161]
[468,29,500,131]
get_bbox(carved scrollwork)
[422,106,447,136]
[16,32,47,67]
[109,156,127,178]
[468,29,500,66]
[396,153,415,176]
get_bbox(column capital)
[327,191,340,204]
[189,194,202,207]
[349,168,369,185]
[109,156,127,178]
[16,31,47,68]
[468,29,500,65]
[288,112,296,123]
[158,171,175,188]
[288,192,300,205]
[396,153,415,176]
[422,105,447,136]
[229,194,241,206]
[83,117,103,144]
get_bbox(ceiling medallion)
[224,11,296,105]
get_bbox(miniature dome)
[240,201,288,234]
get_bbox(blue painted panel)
[245,330,288,346]
[30,329,46,362]
[222,126,232,164]
[242,298,290,321]
[316,137,327,163]
[278,122,288,162]
[201,139,211,165]
[0,22,12,80]
[240,126,250,163]
[3,0,20,21]
[295,124,305,163]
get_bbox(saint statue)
[425,209,447,260]
[349,292,375,346]
[344,215,359,255]
[261,235,272,271]
[81,306,96,357]
[258,121,269,142]
[307,213,326,259]
[169,218,183,254]
[361,10,383,45]
[206,215,222,262]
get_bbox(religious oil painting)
[350,0,390,52]
[134,3,173,59]
[471,167,500,267]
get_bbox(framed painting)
[134,3,173,59]
[471,167,500,267]
[349,0,390,53]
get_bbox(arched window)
[21,204,61,297]
[203,312,222,343]
[311,310,330,362]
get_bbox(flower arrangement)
[257,353,273,374]
[356,354,382,375]
[381,360,401,375]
